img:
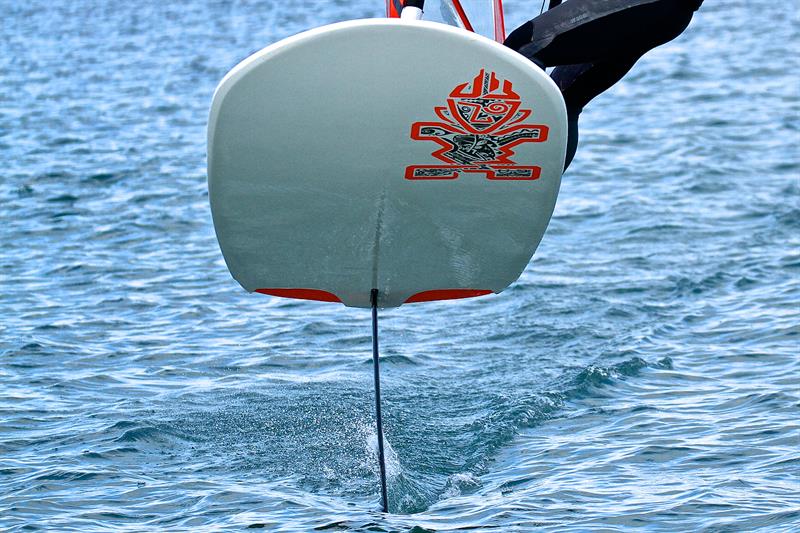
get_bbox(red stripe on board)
[255,288,341,303]
[405,289,492,303]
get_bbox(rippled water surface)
[2,0,799,531]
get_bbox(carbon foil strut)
[371,289,389,513]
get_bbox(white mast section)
[400,5,424,20]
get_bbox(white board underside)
[208,19,567,308]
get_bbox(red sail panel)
[425,1,506,43]
[386,0,402,17]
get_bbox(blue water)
[2,0,798,531]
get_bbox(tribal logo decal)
[406,69,549,180]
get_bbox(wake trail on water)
[144,354,667,514]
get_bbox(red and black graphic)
[406,69,549,180]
